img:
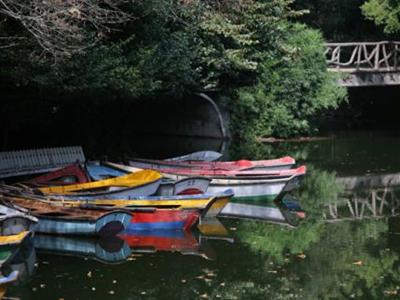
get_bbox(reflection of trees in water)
[227,168,400,299]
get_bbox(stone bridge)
[325,41,400,87]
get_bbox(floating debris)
[352,260,363,266]
[297,253,306,259]
[384,290,398,296]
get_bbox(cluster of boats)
[0,150,307,289]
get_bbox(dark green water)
[5,131,400,299]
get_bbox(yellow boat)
[40,189,233,219]
[38,170,162,200]
[0,231,31,247]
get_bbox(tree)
[362,0,400,34]
[0,0,131,55]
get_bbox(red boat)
[154,165,306,178]
[26,163,90,186]
[128,209,199,231]
[129,156,295,171]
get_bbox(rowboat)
[0,204,38,235]
[0,231,32,247]
[128,156,295,171]
[4,197,132,236]
[164,150,223,162]
[101,162,305,201]
[161,166,306,201]
[127,209,199,231]
[27,162,90,186]
[34,235,132,264]
[1,185,231,230]
[30,162,211,196]
[87,162,211,195]
[37,170,162,200]
[55,189,233,219]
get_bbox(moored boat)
[127,209,199,231]
[128,156,295,171]
[164,150,223,162]
[27,163,91,186]
[87,162,211,195]
[162,166,306,201]
[0,204,38,235]
[37,170,162,200]
[58,189,233,220]
[3,196,132,236]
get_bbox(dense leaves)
[0,0,347,139]
[362,0,400,34]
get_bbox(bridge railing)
[325,41,400,72]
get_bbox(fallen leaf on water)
[206,272,216,277]
[352,260,363,266]
[87,271,92,278]
[109,290,115,295]
[40,284,46,288]
[384,290,397,296]
[268,270,278,274]
[200,293,209,299]
[32,287,37,292]
[220,282,225,287]
[112,280,117,284]
[297,253,306,259]
[181,279,187,283]
[91,287,96,291]
[229,227,237,231]
[196,275,205,280]
[141,292,147,295]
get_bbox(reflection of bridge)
[326,173,400,221]
[325,41,400,87]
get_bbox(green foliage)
[0,0,347,139]
[230,24,346,140]
[362,0,400,33]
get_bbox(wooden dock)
[0,146,85,179]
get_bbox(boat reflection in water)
[34,235,132,264]
[32,218,233,263]
[120,217,233,260]
[219,192,306,227]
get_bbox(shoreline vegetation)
[0,0,396,144]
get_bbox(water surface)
[5,131,400,299]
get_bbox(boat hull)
[128,210,199,231]
[166,173,304,201]
[51,179,161,200]
[32,211,132,236]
